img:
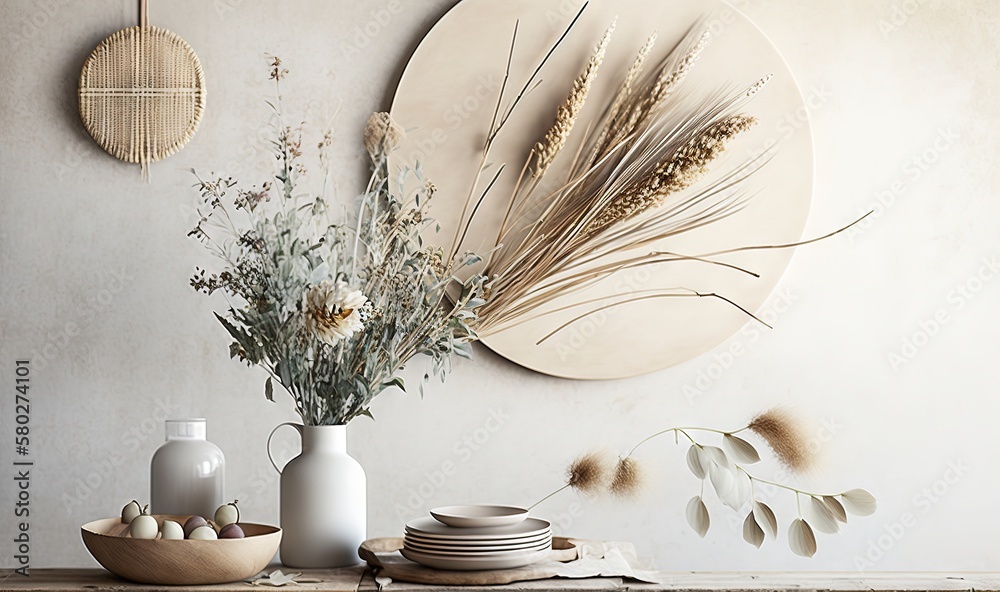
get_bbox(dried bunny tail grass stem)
[529,450,612,509]
[532,20,616,178]
[609,456,644,498]
[747,408,813,472]
[583,113,757,236]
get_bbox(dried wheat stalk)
[532,21,615,178]
[451,16,860,341]
[494,26,726,262]
[590,27,709,166]
[583,114,757,236]
[471,27,769,336]
[587,32,656,169]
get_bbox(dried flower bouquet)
[189,61,486,426]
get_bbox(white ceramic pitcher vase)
[268,423,366,568]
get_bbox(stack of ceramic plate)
[402,505,551,571]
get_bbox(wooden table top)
[3,569,1000,592]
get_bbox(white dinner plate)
[404,537,550,555]
[404,530,550,548]
[400,545,552,571]
[404,537,552,552]
[405,516,550,540]
[404,526,551,543]
[430,504,529,528]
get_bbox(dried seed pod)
[363,112,405,162]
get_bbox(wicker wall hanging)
[79,0,206,178]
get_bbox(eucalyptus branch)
[611,411,875,556]
[735,466,840,500]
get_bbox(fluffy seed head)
[748,408,813,472]
[615,33,657,114]
[609,456,644,498]
[566,451,612,494]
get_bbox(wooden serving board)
[359,537,579,586]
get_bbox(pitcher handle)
[267,421,303,474]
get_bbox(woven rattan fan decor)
[79,0,205,177]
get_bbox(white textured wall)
[2,0,999,572]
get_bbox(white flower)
[302,280,367,346]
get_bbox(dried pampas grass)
[747,408,813,472]
[530,450,643,509]
[610,28,710,155]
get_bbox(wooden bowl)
[81,516,281,585]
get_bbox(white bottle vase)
[150,418,225,519]
[268,423,366,568]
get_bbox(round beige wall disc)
[390,0,813,380]
[79,25,205,169]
